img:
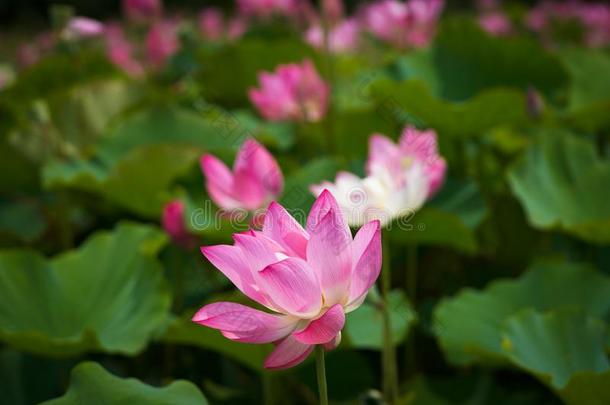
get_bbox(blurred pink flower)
[249,60,329,122]
[363,0,444,48]
[200,139,283,212]
[162,200,196,248]
[105,24,144,77]
[146,21,179,68]
[311,126,445,227]
[367,126,446,198]
[199,8,224,41]
[65,17,105,39]
[237,0,300,20]
[526,1,610,47]
[479,12,512,36]
[17,44,40,68]
[199,8,249,42]
[305,19,360,53]
[193,190,381,369]
[227,17,249,40]
[123,0,162,23]
[578,3,610,47]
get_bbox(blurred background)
[0,0,609,404]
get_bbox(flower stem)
[406,243,418,305]
[315,345,329,405]
[405,243,418,377]
[381,232,398,402]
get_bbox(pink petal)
[233,232,282,272]
[192,302,298,343]
[258,258,322,318]
[427,157,447,197]
[366,134,401,176]
[262,202,309,258]
[347,220,382,309]
[201,245,266,305]
[293,304,345,345]
[398,127,439,165]
[233,170,268,210]
[306,191,352,305]
[306,189,347,232]
[264,335,314,370]
[234,139,284,196]
[200,154,239,210]
[323,332,342,350]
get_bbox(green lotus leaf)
[433,261,610,366]
[508,130,610,244]
[558,47,610,132]
[369,79,530,139]
[432,18,568,101]
[42,362,207,405]
[502,309,609,388]
[345,290,416,349]
[0,222,170,356]
[388,207,478,253]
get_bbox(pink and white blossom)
[367,126,446,198]
[311,126,446,227]
[200,139,283,212]
[193,190,382,369]
[249,60,329,122]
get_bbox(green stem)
[405,243,418,377]
[406,243,418,305]
[315,346,328,405]
[381,233,398,402]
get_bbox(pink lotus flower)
[363,0,444,48]
[479,12,512,37]
[123,0,162,23]
[146,21,179,68]
[367,126,446,198]
[200,139,283,212]
[249,60,329,122]
[65,17,105,39]
[305,19,360,53]
[193,190,382,369]
[311,126,446,227]
[162,200,196,248]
